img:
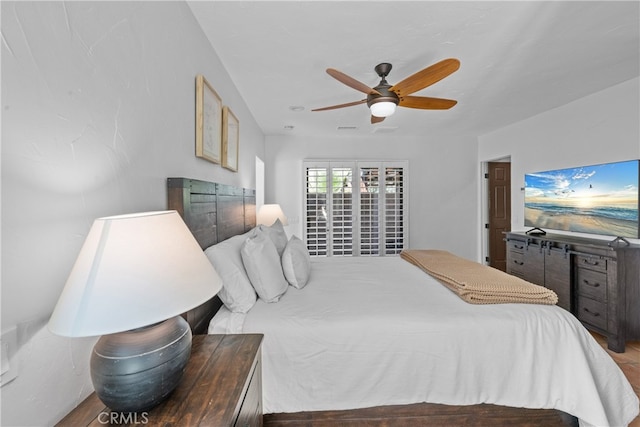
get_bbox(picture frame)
[222,106,239,172]
[195,74,223,164]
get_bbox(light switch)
[1,343,9,375]
[0,327,18,386]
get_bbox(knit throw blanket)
[400,249,558,305]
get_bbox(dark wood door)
[488,162,511,271]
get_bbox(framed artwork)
[222,106,239,172]
[195,74,222,164]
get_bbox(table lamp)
[257,204,288,226]
[48,210,222,412]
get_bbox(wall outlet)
[1,326,18,386]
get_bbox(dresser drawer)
[575,255,608,273]
[577,296,607,330]
[576,268,607,301]
[507,239,527,253]
[507,251,525,276]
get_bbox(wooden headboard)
[167,177,256,334]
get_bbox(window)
[304,161,407,257]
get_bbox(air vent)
[372,126,398,134]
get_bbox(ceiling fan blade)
[399,96,457,110]
[312,99,367,112]
[327,68,382,96]
[371,115,385,124]
[390,58,460,97]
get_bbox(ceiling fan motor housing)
[367,84,399,108]
[368,63,399,108]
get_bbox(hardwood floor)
[590,332,640,427]
[264,332,639,427]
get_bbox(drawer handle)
[583,308,600,317]
[513,260,524,266]
[514,244,524,250]
[582,259,601,267]
[583,280,600,288]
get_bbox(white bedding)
[209,256,639,427]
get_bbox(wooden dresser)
[505,231,640,353]
[57,334,263,427]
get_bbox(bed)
[168,177,639,427]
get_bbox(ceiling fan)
[312,58,460,124]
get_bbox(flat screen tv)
[524,159,640,239]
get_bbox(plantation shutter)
[305,165,328,256]
[358,164,381,256]
[304,160,407,257]
[382,164,405,255]
[330,164,355,256]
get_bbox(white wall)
[264,132,480,260]
[1,2,265,425]
[3,3,636,426]
[478,77,640,243]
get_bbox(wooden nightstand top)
[56,334,263,426]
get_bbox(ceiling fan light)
[370,101,397,117]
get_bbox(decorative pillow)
[281,235,312,289]
[204,230,257,313]
[241,232,289,303]
[258,218,288,256]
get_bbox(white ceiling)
[188,1,639,139]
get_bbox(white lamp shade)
[370,101,397,117]
[48,211,222,337]
[257,204,288,226]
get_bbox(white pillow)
[241,232,288,302]
[204,230,257,313]
[281,236,311,289]
[258,218,288,256]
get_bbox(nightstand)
[56,334,263,426]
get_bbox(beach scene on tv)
[525,160,639,238]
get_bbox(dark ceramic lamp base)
[90,316,192,412]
